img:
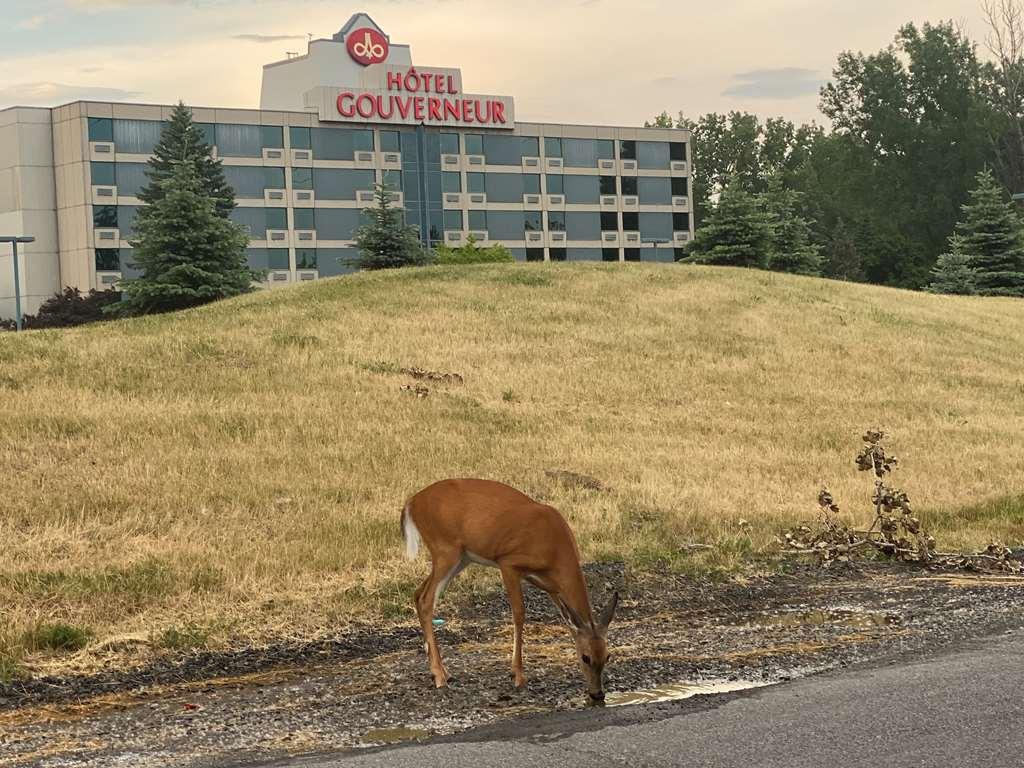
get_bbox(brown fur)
[403,478,617,699]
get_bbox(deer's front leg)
[500,566,527,688]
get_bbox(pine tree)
[353,184,434,270]
[684,181,773,269]
[138,102,235,218]
[824,219,864,282]
[927,234,978,295]
[763,176,823,276]
[950,168,1024,297]
[112,161,253,315]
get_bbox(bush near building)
[0,288,121,331]
[435,235,515,265]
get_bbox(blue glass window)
[637,141,670,169]
[440,133,460,155]
[464,134,483,155]
[638,177,671,204]
[114,163,149,197]
[563,175,600,204]
[113,120,163,154]
[293,208,314,230]
[88,117,113,142]
[565,212,600,240]
[313,168,376,200]
[90,162,116,186]
[487,211,526,240]
[290,127,311,150]
[216,124,263,158]
[314,208,363,240]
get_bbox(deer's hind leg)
[414,548,465,688]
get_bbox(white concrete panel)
[15,167,57,211]
[0,125,17,170]
[85,102,115,118]
[113,103,164,121]
[191,107,217,124]
[216,109,263,125]
[0,169,14,213]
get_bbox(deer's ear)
[597,591,619,631]
[555,598,588,634]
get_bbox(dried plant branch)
[780,431,1022,574]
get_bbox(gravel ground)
[3,563,1024,767]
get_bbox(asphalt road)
[293,631,1024,768]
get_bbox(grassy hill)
[2,262,1023,675]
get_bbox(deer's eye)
[581,654,591,665]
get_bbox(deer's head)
[560,591,619,701]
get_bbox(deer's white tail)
[401,504,421,560]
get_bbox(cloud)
[652,76,682,86]
[17,14,52,30]
[0,82,142,108]
[232,33,306,43]
[722,68,823,100]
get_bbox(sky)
[0,0,996,127]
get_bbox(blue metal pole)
[11,240,22,332]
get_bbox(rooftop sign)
[288,13,515,129]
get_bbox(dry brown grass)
[2,262,1023,675]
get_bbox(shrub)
[0,288,121,331]
[25,623,92,652]
[435,236,515,265]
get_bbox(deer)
[401,478,619,702]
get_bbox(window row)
[86,118,687,168]
[96,246,682,277]
[91,162,686,205]
[440,134,687,168]
[88,118,377,160]
[95,248,350,276]
[94,204,690,242]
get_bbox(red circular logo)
[346,27,389,66]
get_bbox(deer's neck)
[555,560,595,625]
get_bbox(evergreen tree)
[113,161,253,315]
[927,234,978,295]
[138,102,235,218]
[823,219,864,282]
[955,169,1024,297]
[763,176,823,276]
[684,181,773,268]
[353,184,434,270]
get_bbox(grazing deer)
[402,478,619,701]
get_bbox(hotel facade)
[0,13,693,319]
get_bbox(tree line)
[652,2,1024,297]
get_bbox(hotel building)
[0,12,693,319]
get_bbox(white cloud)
[233,34,306,43]
[0,82,142,108]
[17,14,52,30]
[722,68,824,100]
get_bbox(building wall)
[0,107,61,320]
[0,100,694,319]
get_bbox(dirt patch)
[3,564,1024,767]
